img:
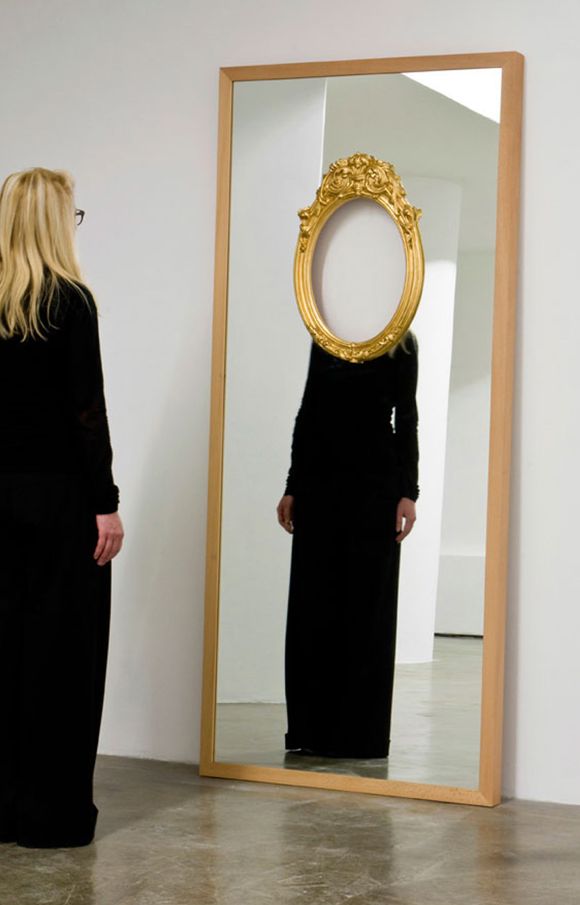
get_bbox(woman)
[0,167,123,847]
[277,335,419,759]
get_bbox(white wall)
[1,0,579,804]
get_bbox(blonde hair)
[387,329,417,357]
[0,167,89,339]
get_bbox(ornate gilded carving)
[294,152,424,363]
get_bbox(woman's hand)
[277,495,295,534]
[94,512,125,565]
[396,497,416,543]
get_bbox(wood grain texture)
[202,761,488,806]
[200,69,233,772]
[222,52,520,82]
[200,53,524,807]
[478,51,524,805]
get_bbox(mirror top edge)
[221,51,522,82]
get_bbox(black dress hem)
[16,805,98,849]
[285,732,390,759]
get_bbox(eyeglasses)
[75,209,85,226]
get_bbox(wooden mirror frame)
[200,51,524,807]
[294,152,424,362]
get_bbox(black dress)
[284,336,419,758]
[0,280,119,847]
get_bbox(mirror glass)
[215,69,501,787]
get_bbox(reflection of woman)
[277,334,419,758]
[0,168,123,847]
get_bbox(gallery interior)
[0,1,579,904]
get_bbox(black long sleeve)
[0,280,119,513]
[393,334,420,502]
[64,288,119,514]
[283,337,419,501]
[284,359,316,497]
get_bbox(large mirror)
[201,53,523,806]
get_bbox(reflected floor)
[216,636,482,787]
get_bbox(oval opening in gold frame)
[294,152,425,363]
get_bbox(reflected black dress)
[284,336,419,758]
[0,280,119,847]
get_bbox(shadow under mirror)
[215,68,502,789]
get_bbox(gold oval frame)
[293,152,425,363]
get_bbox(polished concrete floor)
[217,636,482,787]
[1,756,580,905]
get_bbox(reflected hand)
[396,498,416,543]
[277,495,295,534]
[94,512,125,566]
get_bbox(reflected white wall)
[436,250,495,634]
[323,73,498,648]
[395,177,460,662]
[219,75,463,701]
[322,78,465,662]
[217,79,326,702]
[403,70,502,122]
